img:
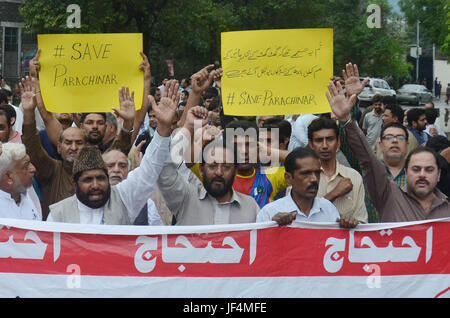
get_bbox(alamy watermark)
[366,4,381,29]
[67,4,81,29]
[66,264,81,288]
[364,264,381,288]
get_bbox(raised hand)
[133,140,146,169]
[112,86,135,129]
[139,51,151,82]
[211,68,223,90]
[19,76,38,112]
[191,64,215,96]
[153,80,179,137]
[193,120,222,148]
[190,116,222,163]
[325,80,357,122]
[342,63,369,97]
[29,48,41,78]
[184,105,209,134]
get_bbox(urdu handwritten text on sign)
[221,29,333,116]
[37,33,143,113]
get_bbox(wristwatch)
[339,117,352,127]
[121,126,134,134]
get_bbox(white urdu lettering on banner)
[161,235,244,264]
[323,226,434,273]
[0,226,47,260]
[134,230,258,273]
[348,230,422,263]
[134,236,158,273]
[53,232,61,262]
[323,237,346,273]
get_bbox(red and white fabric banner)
[0,217,449,298]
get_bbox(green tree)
[19,0,238,81]
[399,0,449,56]
[324,0,411,83]
[19,0,413,82]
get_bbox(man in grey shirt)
[362,94,384,148]
[157,106,259,225]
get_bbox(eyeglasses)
[381,134,407,141]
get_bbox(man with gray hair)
[0,142,40,220]
[102,112,118,150]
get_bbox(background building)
[0,0,36,86]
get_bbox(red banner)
[0,218,449,297]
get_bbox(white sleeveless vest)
[48,186,131,225]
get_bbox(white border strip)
[0,217,448,236]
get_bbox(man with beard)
[46,81,177,224]
[326,74,450,221]
[157,106,259,225]
[223,119,287,208]
[407,108,431,146]
[0,142,39,220]
[256,147,359,228]
[77,110,132,156]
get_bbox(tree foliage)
[20,0,413,82]
[399,0,448,56]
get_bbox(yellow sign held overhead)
[37,33,143,113]
[221,29,333,116]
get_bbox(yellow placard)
[37,33,143,113]
[221,29,333,116]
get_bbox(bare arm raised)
[178,64,217,128]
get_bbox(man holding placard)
[47,81,178,224]
[29,41,151,156]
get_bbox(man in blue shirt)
[406,108,431,146]
[257,147,359,228]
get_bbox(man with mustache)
[20,78,85,220]
[373,103,418,161]
[326,72,450,221]
[406,108,431,146]
[101,148,167,225]
[257,147,359,228]
[157,106,260,225]
[46,82,177,224]
[307,116,367,223]
[0,142,39,220]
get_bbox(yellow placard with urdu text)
[221,29,333,116]
[37,33,143,113]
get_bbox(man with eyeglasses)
[377,122,410,182]
[326,76,450,222]
[375,104,418,160]
[361,122,411,222]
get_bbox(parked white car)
[357,78,397,107]
[396,84,433,105]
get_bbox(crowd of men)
[0,53,449,228]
